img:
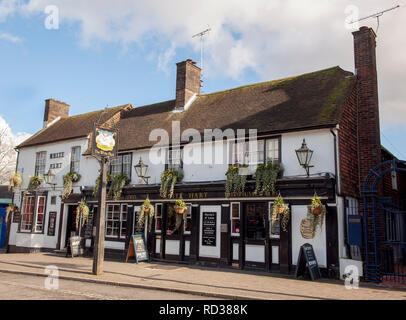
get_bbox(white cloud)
[0,0,19,22]
[158,43,176,75]
[1,0,405,127]
[0,32,22,42]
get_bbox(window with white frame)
[34,196,46,232]
[20,196,35,232]
[167,147,183,171]
[155,204,162,232]
[231,202,240,236]
[110,153,132,178]
[269,202,280,238]
[183,204,192,234]
[70,146,81,173]
[233,138,279,166]
[35,151,47,175]
[105,204,127,238]
[266,139,279,164]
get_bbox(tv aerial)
[348,5,401,33]
[192,26,211,88]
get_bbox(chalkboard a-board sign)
[294,243,322,281]
[67,236,83,258]
[202,212,216,246]
[126,234,149,263]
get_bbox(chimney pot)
[175,59,201,110]
[43,98,70,128]
[352,26,381,189]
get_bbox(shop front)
[80,175,337,275]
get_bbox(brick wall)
[175,59,201,109]
[352,27,382,193]
[338,85,359,198]
[44,99,70,126]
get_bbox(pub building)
[7,27,391,278]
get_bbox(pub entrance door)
[243,202,268,269]
[65,205,79,247]
[199,205,221,259]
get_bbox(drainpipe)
[330,127,351,259]
[330,127,340,195]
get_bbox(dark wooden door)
[243,202,268,269]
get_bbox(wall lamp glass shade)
[295,139,314,176]
[134,157,150,184]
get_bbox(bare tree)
[0,126,18,184]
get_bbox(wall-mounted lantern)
[295,139,314,177]
[134,157,150,184]
[44,169,57,189]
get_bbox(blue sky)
[0,0,405,159]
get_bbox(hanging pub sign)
[92,126,118,158]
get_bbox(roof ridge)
[66,103,131,119]
[198,66,344,98]
[16,103,132,149]
[134,99,175,110]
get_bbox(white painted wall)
[130,128,336,185]
[281,129,335,177]
[245,245,265,263]
[291,205,327,267]
[165,240,180,255]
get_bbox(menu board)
[202,212,216,246]
[84,210,94,238]
[47,212,56,236]
[294,243,322,281]
[126,234,149,263]
[68,236,83,258]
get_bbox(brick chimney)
[175,59,201,110]
[352,26,381,189]
[43,98,70,128]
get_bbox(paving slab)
[0,252,405,300]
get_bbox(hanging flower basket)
[137,198,155,232]
[174,206,186,214]
[307,194,327,237]
[277,205,287,215]
[311,206,322,215]
[271,195,290,232]
[9,172,22,191]
[174,200,187,214]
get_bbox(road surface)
[0,272,217,300]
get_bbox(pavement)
[0,252,405,300]
[0,272,215,300]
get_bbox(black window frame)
[165,146,184,171]
[232,135,282,166]
[109,153,132,179]
[70,146,81,173]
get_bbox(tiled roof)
[17,66,355,152]
[17,104,130,149]
[117,66,355,151]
